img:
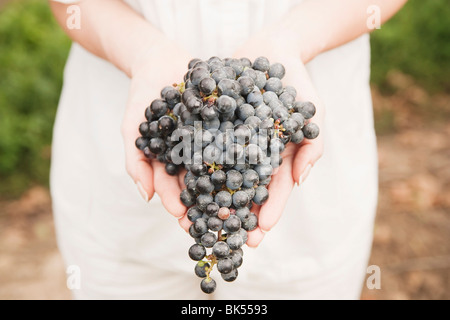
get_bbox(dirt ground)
[0,83,449,300]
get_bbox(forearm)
[279,0,408,62]
[49,0,165,77]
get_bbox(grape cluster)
[135,56,319,294]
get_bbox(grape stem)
[205,254,217,280]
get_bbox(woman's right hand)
[121,37,192,219]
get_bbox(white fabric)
[50,0,378,299]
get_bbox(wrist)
[128,32,169,78]
[279,18,323,64]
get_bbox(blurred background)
[0,0,449,300]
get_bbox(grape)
[234,124,252,145]
[237,228,248,244]
[217,258,234,274]
[193,218,208,235]
[278,92,295,108]
[221,269,238,282]
[134,56,320,294]
[201,232,217,248]
[196,193,213,211]
[235,207,250,222]
[212,241,230,259]
[211,170,226,186]
[188,244,206,261]
[190,67,210,86]
[264,77,283,95]
[200,105,218,121]
[187,206,203,222]
[242,169,259,188]
[246,89,263,106]
[217,207,231,220]
[253,185,269,205]
[237,76,255,96]
[232,190,250,208]
[211,68,228,84]
[216,95,236,114]
[228,58,244,77]
[240,57,252,67]
[195,261,210,278]
[229,250,243,269]
[223,66,237,80]
[207,216,223,231]
[254,104,272,120]
[290,112,306,129]
[164,88,181,106]
[165,162,178,176]
[205,202,219,217]
[224,215,241,233]
[215,190,232,207]
[252,56,270,72]
[268,62,286,79]
[199,77,216,96]
[150,99,169,119]
[158,115,175,135]
[283,85,297,98]
[242,213,258,231]
[254,70,267,90]
[135,137,149,151]
[302,122,320,139]
[196,175,215,194]
[291,128,305,144]
[293,101,316,119]
[200,277,216,294]
[226,233,244,250]
[263,90,278,104]
[217,79,241,99]
[225,170,243,190]
[236,103,255,121]
[188,58,202,69]
[185,96,203,114]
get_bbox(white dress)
[51,0,378,299]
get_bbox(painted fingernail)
[136,181,149,202]
[298,164,312,186]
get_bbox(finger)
[257,158,294,232]
[152,161,186,218]
[250,203,261,217]
[292,139,323,185]
[122,121,155,201]
[178,212,191,232]
[178,167,188,190]
[246,227,265,248]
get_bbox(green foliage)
[370,0,450,93]
[0,0,71,197]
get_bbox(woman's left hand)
[232,30,325,247]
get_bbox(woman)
[50,0,407,299]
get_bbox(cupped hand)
[232,31,325,247]
[121,38,192,219]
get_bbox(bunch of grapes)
[135,56,319,294]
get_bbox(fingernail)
[136,181,149,202]
[298,164,312,186]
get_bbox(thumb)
[122,103,155,202]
